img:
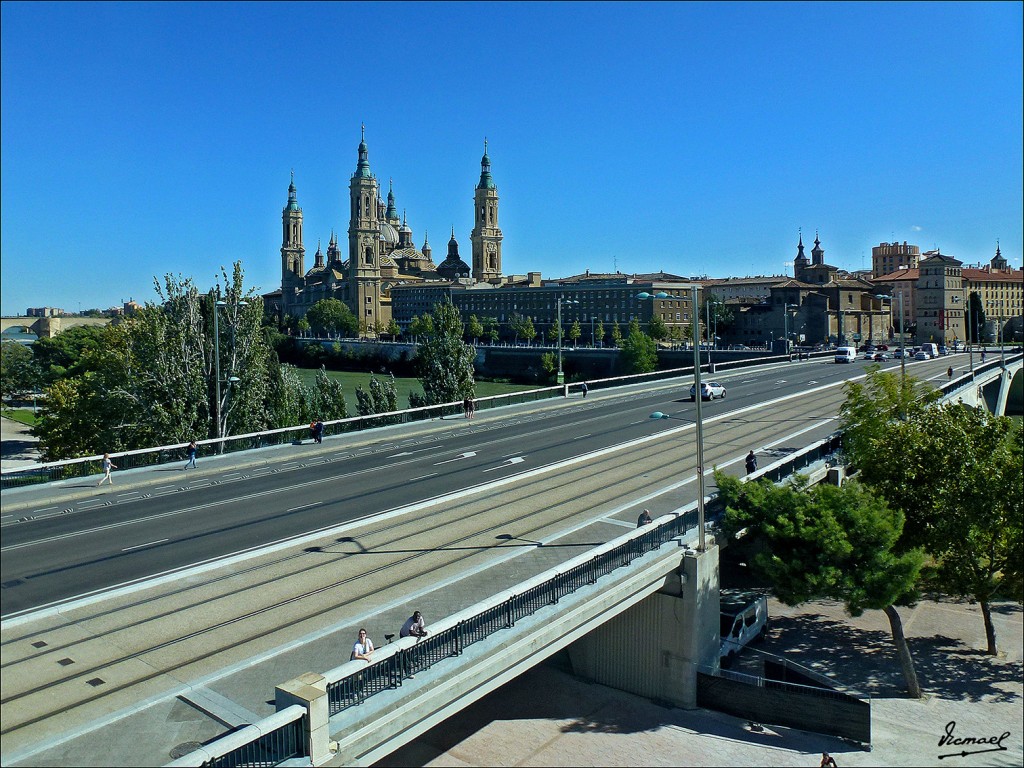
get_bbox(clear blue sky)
[2,1,1021,315]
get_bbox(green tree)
[32,324,107,385]
[483,317,500,345]
[620,326,658,374]
[841,369,1023,655]
[356,373,399,417]
[297,317,311,337]
[548,319,562,344]
[466,315,484,344]
[1,341,40,400]
[568,319,582,347]
[385,317,401,341]
[268,363,311,428]
[610,323,623,347]
[594,320,605,347]
[716,472,925,698]
[305,299,358,337]
[416,301,475,406]
[540,351,557,380]
[308,365,347,422]
[647,316,668,341]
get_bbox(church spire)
[385,178,398,222]
[477,137,495,190]
[355,125,371,178]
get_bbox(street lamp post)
[556,294,578,385]
[783,304,798,361]
[638,288,706,552]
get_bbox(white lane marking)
[434,452,477,465]
[222,474,241,480]
[122,539,168,552]
[483,456,525,473]
[407,473,438,482]
[572,434,592,440]
[287,502,321,512]
[33,507,59,514]
[155,485,177,491]
[117,492,141,498]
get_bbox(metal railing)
[165,705,308,767]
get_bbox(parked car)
[876,344,889,351]
[893,348,905,359]
[873,352,891,361]
[720,591,769,669]
[938,345,950,356]
[914,350,931,361]
[690,381,727,400]
[862,351,876,360]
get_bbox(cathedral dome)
[380,222,399,245]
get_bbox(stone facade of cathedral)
[269,130,503,331]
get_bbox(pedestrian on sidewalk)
[637,509,653,527]
[97,453,117,486]
[184,440,197,470]
[820,753,838,767]
[468,397,475,419]
[351,628,374,662]
[313,419,324,444]
[745,450,757,475]
[463,396,472,419]
[581,381,588,398]
[947,365,954,380]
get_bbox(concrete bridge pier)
[566,545,721,709]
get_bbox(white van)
[720,591,769,668]
[834,346,857,363]
[921,342,939,358]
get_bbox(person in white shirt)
[351,628,374,662]
[400,611,427,638]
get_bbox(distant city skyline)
[2,1,1021,315]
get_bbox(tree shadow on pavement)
[761,613,1023,703]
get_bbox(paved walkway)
[0,414,40,472]
[379,596,1023,767]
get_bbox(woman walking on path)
[97,453,117,486]
[184,440,197,470]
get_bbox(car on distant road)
[938,345,950,356]
[914,350,931,361]
[893,348,905,359]
[690,381,727,400]
[862,351,876,360]
[873,352,891,361]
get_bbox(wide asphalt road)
[0,355,958,618]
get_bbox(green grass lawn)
[290,369,538,413]
[1,408,39,427]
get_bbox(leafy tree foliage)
[716,471,925,697]
[841,368,1023,654]
[305,299,358,337]
[509,313,536,345]
[307,366,348,422]
[466,315,484,344]
[620,326,658,374]
[540,352,557,379]
[32,324,107,385]
[594,320,605,347]
[482,317,500,345]
[647,316,668,341]
[610,323,623,347]
[356,373,398,416]
[547,319,562,344]
[416,301,475,406]
[568,319,582,347]
[385,317,402,340]
[1,341,40,399]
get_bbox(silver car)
[690,381,727,401]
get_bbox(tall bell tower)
[348,126,384,333]
[281,171,305,312]
[471,139,502,283]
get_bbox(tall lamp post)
[874,293,906,383]
[213,294,249,442]
[556,294,578,385]
[783,304,798,361]
[639,287,706,552]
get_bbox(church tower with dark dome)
[471,139,502,283]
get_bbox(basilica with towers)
[269,129,504,331]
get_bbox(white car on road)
[690,381,727,401]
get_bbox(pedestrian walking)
[468,397,475,419]
[183,440,197,470]
[820,753,838,768]
[314,419,324,444]
[745,450,757,475]
[981,350,987,363]
[309,421,317,442]
[581,381,588,398]
[637,509,653,527]
[96,453,117,486]
[463,396,472,419]
[351,628,374,662]
[947,365,953,380]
